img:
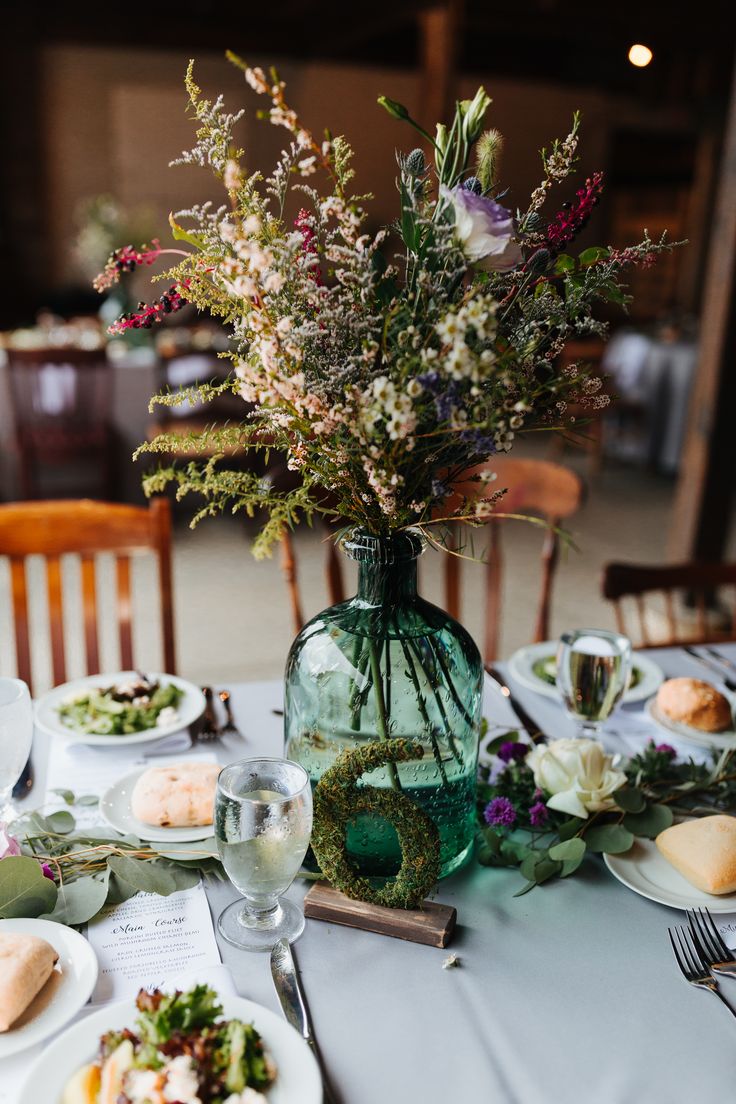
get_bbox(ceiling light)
[628,44,653,68]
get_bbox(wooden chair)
[443,457,585,663]
[0,499,175,694]
[280,527,345,636]
[602,561,736,646]
[6,347,115,499]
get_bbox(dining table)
[10,641,736,1104]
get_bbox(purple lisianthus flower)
[483,796,517,827]
[529,801,549,828]
[655,743,676,759]
[440,184,523,272]
[497,740,529,764]
[0,822,21,860]
[40,863,56,882]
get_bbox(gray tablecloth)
[25,644,736,1103]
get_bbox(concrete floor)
[0,441,683,693]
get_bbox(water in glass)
[556,629,632,737]
[215,758,312,952]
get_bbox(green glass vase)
[284,529,482,879]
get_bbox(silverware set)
[196,686,243,742]
[669,907,736,1021]
[484,664,546,744]
[682,645,736,693]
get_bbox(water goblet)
[0,678,33,824]
[215,757,312,952]
[556,629,632,738]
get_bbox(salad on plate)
[532,655,642,690]
[61,986,277,1104]
[58,674,183,736]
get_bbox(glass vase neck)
[343,530,423,607]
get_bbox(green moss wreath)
[311,738,441,909]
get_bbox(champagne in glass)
[215,758,312,952]
[557,629,632,737]
[0,679,33,823]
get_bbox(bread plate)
[604,836,736,913]
[0,918,98,1058]
[100,767,216,843]
[35,672,205,747]
[19,990,321,1104]
[508,641,663,705]
[645,696,736,751]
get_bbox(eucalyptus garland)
[311,739,441,909]
[0,803,222,925]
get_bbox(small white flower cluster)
[427,293,498,382]
[361,375,420,441]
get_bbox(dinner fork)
[218,690,242,738]
[196,686,221,742]
[668,925,736,1021]
[687,907,736,977]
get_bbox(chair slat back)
[0,499,176,694]
[443,457,585,663]
[602,561,736,646]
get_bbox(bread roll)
[655,677,732,733]
[656,815,736,894]
[0,932,59,1031]
[131,762,220,827]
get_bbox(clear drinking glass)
[215,757,313,952]
[0,678,33,823]
[556,629,632,737]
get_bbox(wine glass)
[556,629,632,738]
[215,757,313,952]
[0,678,33,823]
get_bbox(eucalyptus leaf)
[47,810,76,834]
[549,837,586,877]
[623,803,674,839]
[107,855,177,896]
[166,865,201,891]
[42,871,110,925]
[106,872,142,906]
[579,246,609,266]
[520,852,541,881]
[0,856,58,918]
[557,817,585,841]
[500,838,532,864]
[613,786,646,814]
[532,857,563,884]
[584,824,634,854]
[50,788,75,806]
[513,879,538,897]
[76,795,100,807]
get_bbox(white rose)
[526,738,627,820]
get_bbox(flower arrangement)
[95,55,675,556]
[478,735,736,895]
[0,802,221,924]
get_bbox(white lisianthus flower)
[440,184,523,272]
[526,738,627,819]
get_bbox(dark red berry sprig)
[107,282,190,335]
[544,172,604,256]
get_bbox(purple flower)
[40,863,56,882]
[529,801,549,827]
[655,743,676,759]
[440,184,523,272]
[484,796,517,827]
[497,741,529,764]
[0,823,21,860]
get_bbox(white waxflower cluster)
[427,293,498,382]
[361,375,420,441]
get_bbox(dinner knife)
[703,645,736,674]
[682,646,736,694]
[12,755,33,799]
[484,665,546,743]
[270,938,340,1104]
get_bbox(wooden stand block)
[303,882,456,948]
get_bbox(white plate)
[35,672,205,746]
[0,917,98,1057]
[100,767,216,843]
[604,837,736,912]
[508,641,664,705]
[19,990,322,1104]
[645,696,736,750]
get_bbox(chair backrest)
[602,561,736,646]
[280,527,345,636]
[6,347,111,429]
[0,498,175,694]
[442,457,585,663]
